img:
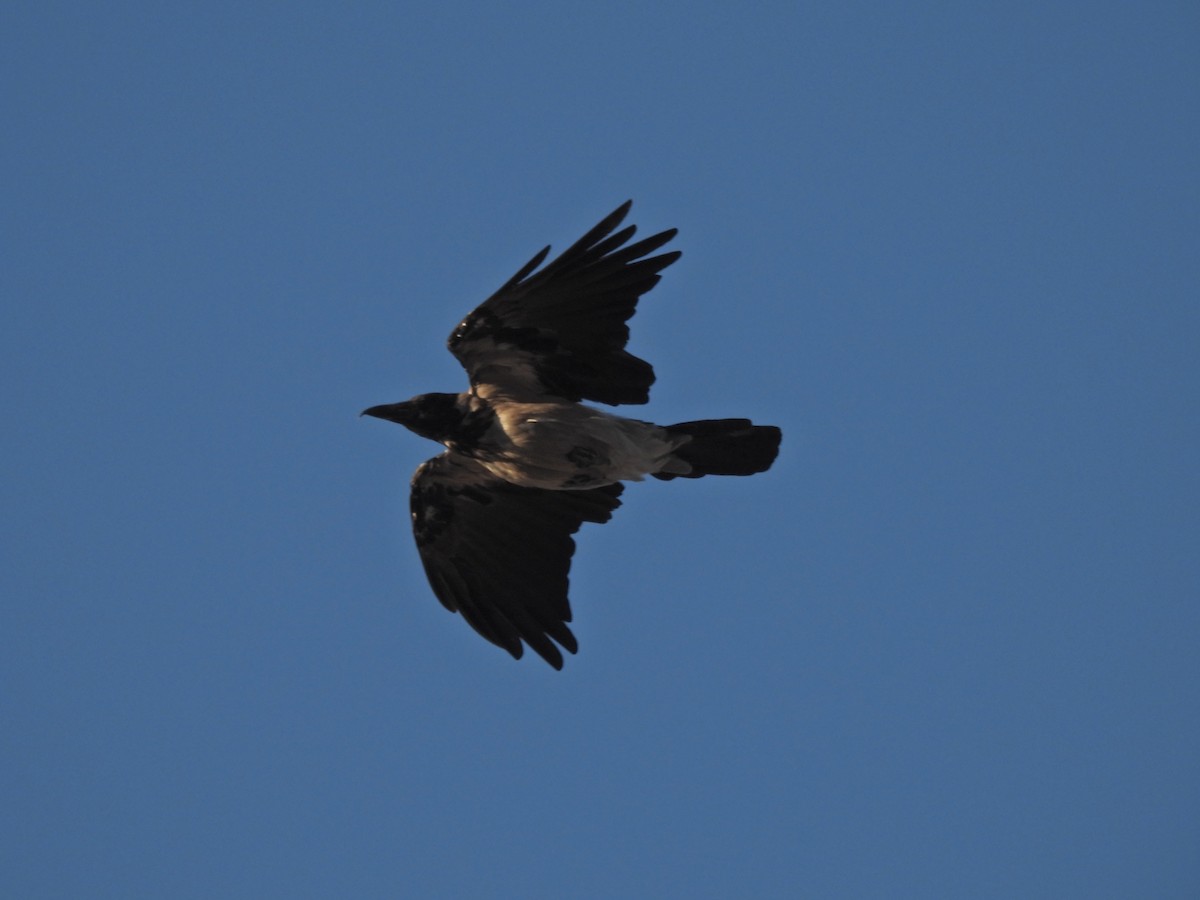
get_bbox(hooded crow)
[364,201,781,669]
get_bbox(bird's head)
[361,392,463,443]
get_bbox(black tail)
[655,419,782,479]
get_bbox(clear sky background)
[3,3,1198,898]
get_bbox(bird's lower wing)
[410,453,623,669]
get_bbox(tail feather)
[655,419,782,479]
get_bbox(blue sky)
[3,2,1197,897]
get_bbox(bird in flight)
[364,201,781,669]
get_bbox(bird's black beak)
[361,402,412,425]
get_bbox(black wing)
[448,201,681,406]
[410,453,623,669]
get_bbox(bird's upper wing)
[410,452,624,669]
[448,201,681,405]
